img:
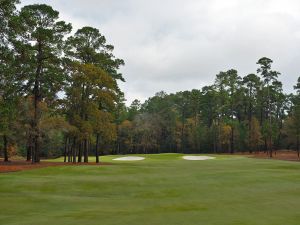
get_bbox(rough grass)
[0,154,300,225]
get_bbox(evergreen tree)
[15,4,72,163]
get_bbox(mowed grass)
[1,154,300,225]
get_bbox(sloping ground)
[0,160,111,173]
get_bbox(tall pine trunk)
[95,134,100,163]
[32,86,40,163]
[63,137,68,163]
[78,142,82,163]
[32,42,42,164]
[26,145,32,161]
[72,138,77,163]
[67,137,71,162]
[68,139,72,163]
[230,127,234,154]
[248,97,253,153]
[26,136,32,161]
[83,139,88,163]
[116,125,120,155]
[248,122,252,154]
[3,135,8,162]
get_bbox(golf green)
[0,154,300,225]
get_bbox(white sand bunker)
[113,156,145,161]
[183,156,215,161]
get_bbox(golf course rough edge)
[113,156,145,161]
[183,156,216,161]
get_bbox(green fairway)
[1,154,300,225]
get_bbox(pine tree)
[15,4,72,163]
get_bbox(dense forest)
[1,1,300,163]
[122,64,298,157]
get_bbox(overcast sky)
[21,0,300,104]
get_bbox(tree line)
[1,1,300,163]
[117,59,300,158]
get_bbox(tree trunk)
[116,125,120,155]
[26,145,32,162]
[181,109,185,154]
[248,114,252,154]
[63,137,68,163]
[269,131,273,158]
[269,115,273,158]
[68,138,72,163]
[84,139,88,163]
[213,136,217,154]
[3,135,8,162]
[213,125,217,154]
[26,136,32,161]
[260,105,263,126]
[33,134,40,163]
[95,134,100,163]
[78,142,82,163]
[264,138,267,153]
[248,87,253,153]
[269,139,273,158]
[72,138,77,163]
[230,127,234,154]
[32,40,45,164]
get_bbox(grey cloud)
[21,0,300,104]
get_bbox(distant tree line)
[117,59,300,158]
[1,1,300,163]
